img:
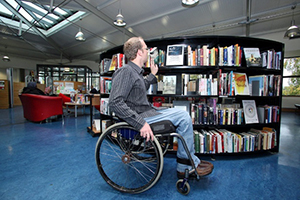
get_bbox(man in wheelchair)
[108,37,214,179]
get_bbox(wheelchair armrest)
[150,120,176,135]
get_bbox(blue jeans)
[144,108,200,172]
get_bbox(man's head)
[123,37,149,64]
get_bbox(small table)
[65,102,90,117]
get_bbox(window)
[0,0,85,36]
[282,57,300,96]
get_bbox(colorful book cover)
[243,47,262,67]
[233,73,249,95]
[249,75,265,96]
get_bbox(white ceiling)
[0,0,300,65]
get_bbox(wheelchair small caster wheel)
[176,179,190,195]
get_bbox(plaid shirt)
[108,61,160,130]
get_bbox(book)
[243,47,261,67]
[109,53,124,71]
[233,72,249,95]
[101,119,113,132]
[257,106,265,123]
[93,119,101,131]
[163,75,176,94]
[194,130,200,153]
[100,58,111,73]
[249,75,265,96]
[242,100,259,124]
[166,44,185,66]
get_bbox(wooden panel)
[0,80,9,109]
[91,94,100,106]
[13,82,25,106]
[37,83,45,92]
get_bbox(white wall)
[282,97,300,108]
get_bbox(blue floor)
[0,106,300,200]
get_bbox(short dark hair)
[123,37,143,61]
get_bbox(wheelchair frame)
[95,121,200,195]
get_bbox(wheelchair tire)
[176,179,190,195]
[95,122,164,194]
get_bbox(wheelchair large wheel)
[95,122,164,194]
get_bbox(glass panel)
[0,0,82,31]
[39,77,45,84]
[282,77,300,96]
[283,57,300,76]
[92,77,100,90]
[283,57,300,96]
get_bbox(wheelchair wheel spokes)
[95,123,163,194]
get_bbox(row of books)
[100,53,125,73]
[257,105,280,124]
[194,127,277,154]
[186,44,242,67]
[218,69,281,96]
[190,100,279,125]
[99,46,282,73]
[261,50,282,70]
[183,74,218,96]
[152,74,219,96]
[145,47,166,67]
[147,72,281,97]
[249,74,281,96]
[166,44,281,68]
[100,77,112,94]
[99,98,110,115]
[191,102,245,125]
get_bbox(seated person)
[108,37,214,178]
[90,85,99,94]
[21,82,71,105]
[21,82,45,95]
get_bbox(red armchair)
[19,94,63,122]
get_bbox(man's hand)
[140,122,154,141]
[150,59,158,76]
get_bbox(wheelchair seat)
[150,120,176,135]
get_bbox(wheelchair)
[95,120,201,195]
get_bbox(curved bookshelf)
[97,35,284,155]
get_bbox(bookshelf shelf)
[97,36,284,155]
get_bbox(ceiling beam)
[1,0,71,61]
[73,0,136,38]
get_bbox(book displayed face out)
[166,45,185,66]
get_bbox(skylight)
[0,0,85,37]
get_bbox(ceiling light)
[284,22,300,39]
[114,10,126,27]
[2,55,10,62]
[3,46,10,62]
[284,5,300,39]
[182,0,199,6]
[75,28,86,41]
